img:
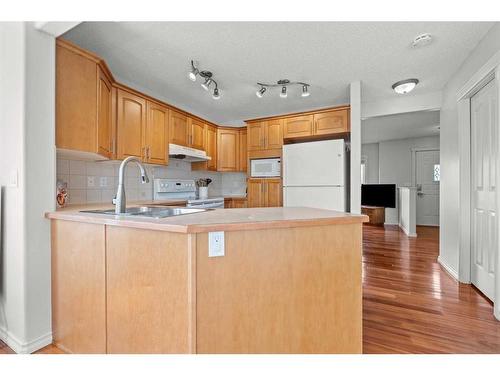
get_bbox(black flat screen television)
[361,184,396,208]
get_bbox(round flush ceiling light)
[412,33,433,48]
[392,78,419,94]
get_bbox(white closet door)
[471,79,498,301]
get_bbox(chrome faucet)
[114,156,150,214]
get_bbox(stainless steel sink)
[80,206,209,219]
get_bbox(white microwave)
[250,158,281,177]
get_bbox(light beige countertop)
[46,206,368,233]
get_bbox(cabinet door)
[217,129,239,172]
[265,119,283,149]
[266,179,282,207]
[239,128,247,172]
[313,110,349,135]
[116,89,146,160]
[247,179,265,207]
[56,43,98,153]
[97,67,113,158]
[247,122,264,151]
[189,118,206,150]
[283,115,313,139]
[169,110,189,146]
[206,124,218,171]
[146,101,169,165]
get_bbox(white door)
[471,79,498,301]
[415,150,440,226]
[283,186,345,211]
[283,140,344,186]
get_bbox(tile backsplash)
[57,157,247,205]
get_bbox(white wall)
[361,143,379,184]
[398,187,417,237]
[440,23,500,277]
[0,21,27,351]
[0,22,55,353]
[378,135,440,224]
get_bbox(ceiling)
[63,22,493,125]
[362,110,440,144]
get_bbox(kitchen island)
[46,206,367,354]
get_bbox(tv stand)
[361,206,385,226]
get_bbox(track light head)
[256,87,266,98]
[201,78,212,91]
[212,87,221,100]
[280,86,287,98]
[188,61,199,82]
[301,85,310,97]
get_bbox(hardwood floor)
[363,225,500,354]
[1,224,499,354]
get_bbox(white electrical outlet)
[208,231,225,257]
[99,177,107,187]
[87,176,95,187]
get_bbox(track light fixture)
[256,79,310,99]
[188,60,221,100]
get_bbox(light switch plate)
[87,176,95,187]
[208,231,225,257]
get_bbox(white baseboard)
[437,256,459,280]
[0,325,52,354]
[399,223,417,237]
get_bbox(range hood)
[168,143,211,162]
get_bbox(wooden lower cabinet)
[51,221,106,353]
[106,227,194,353]
[224,198,248,208]
[247,178,282,208]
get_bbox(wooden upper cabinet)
[96,67,113,158]
[145,102,169,165]
[206,124,218,171]
[313,109,349,135]
[217,128,239,172]
[266,119,283,149]
[191,123,217,172]
[116,89,146,160]
[247,122,265,151]
[266,179,282,207]
[169,110,189,146]
[189,118,205,150]
[56,41,114,158]
[239,128,247,172]
[247,179,265,207]
[283,115,313,139]
[247,120,283,152]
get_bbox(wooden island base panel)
[47,207,367,354]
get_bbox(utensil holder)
[199,186,208,199]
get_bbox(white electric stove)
[153,178,224,209]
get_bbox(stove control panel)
[154,179,196,194]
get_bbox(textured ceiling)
[63,22,493,125]
[362,110,440,144]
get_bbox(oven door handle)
[187,202,224,209]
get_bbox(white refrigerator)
[283,139,346,211]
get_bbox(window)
[433,164,440,182]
